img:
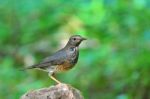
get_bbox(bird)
[22,35,86,84]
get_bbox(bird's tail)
[19,64,39,71]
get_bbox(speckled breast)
[56,47,79,72]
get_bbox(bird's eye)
[73,38,76,41]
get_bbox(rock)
[21,83,84,99]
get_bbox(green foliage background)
[0,0,150,99]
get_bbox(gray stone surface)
[21,84,84,99]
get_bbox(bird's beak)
[81,37,87,41]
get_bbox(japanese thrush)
[22,35,86,83]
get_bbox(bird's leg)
[48,72,61,84]
[50,75,61,84]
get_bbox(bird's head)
[66,35,86,47]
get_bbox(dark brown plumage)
[23,35,86,83]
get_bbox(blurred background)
[0,0,150,99]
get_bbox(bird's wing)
[30,49,67,69]
[21,49,67,70]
